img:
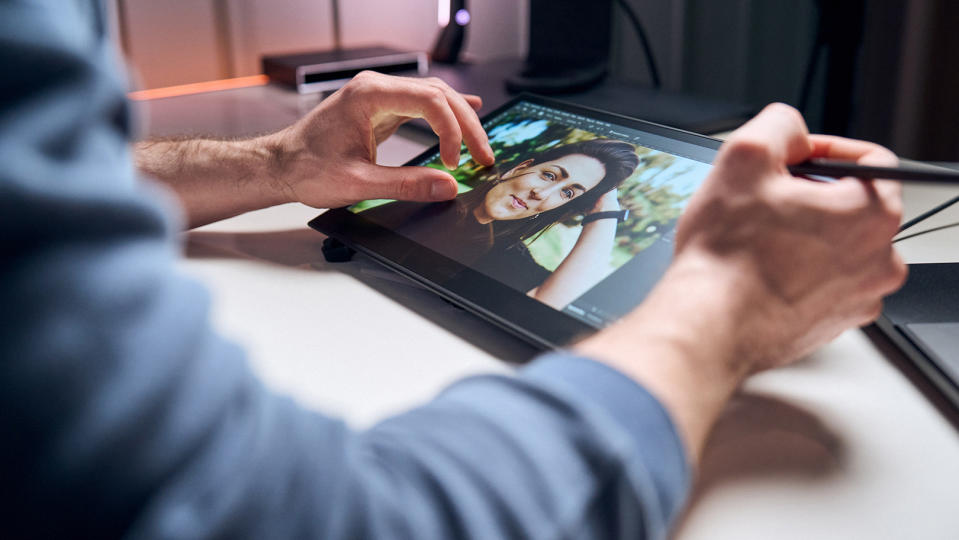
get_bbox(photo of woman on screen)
[358,139,639,310]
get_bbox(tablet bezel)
[309,94,723,349]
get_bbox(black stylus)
[788,159,959,183]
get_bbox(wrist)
[573,250,756,462]
[249,131,301,206]
[585,249,754,373]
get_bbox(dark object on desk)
[262,46,427,94]
[876,264,959,413]
[321,237,356,263]
[505,0,613,94]
[431,0,468,64]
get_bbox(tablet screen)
[347,99,716,329]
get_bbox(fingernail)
[431,179,455,199]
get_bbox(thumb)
[359,163,459,201]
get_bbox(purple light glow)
[454,9,471,26]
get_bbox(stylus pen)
[788,159,959,183]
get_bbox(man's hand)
[266,71,495,209]
[673,104,906,371]
[576,103,906,463]
[136,72,495,228]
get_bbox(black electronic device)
[875,263,959,411]
[309,95,720,348]
[505,0,613,94]
[262,46,428,94]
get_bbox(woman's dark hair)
[458,138,640,250]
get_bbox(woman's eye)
[562,187,575,199]
[543,171,556,181]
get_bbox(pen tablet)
[876,262,959,411]
[309,95,720,348]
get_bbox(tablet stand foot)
[322,237,356,263]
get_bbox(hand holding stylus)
[577,104,907,461]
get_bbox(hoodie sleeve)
[0,2,689,538]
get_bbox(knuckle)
[877,183,904,223]
[425,86,447,105]
[396,176,421,200]
[341,164,368,195]
[883,198,903,227]
[835,199,862,220]
[878,148,899,166]
[339,79,359,97]
[415,86,447,113]
[866,194,903,239]
[886,257,909,292]
[867,250,908,295]
[342,72,378,98]
[353,70,378,82]
[863,300,884,323]
[834,183,899,231]
[863,208,900,240]
[765,102,804,125]
[721,136,774,166]
[868,144,899,167]
[890,179,903,197]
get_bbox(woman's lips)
[510,195,528,210]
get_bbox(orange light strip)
[127,74,269,101]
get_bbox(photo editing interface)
[504,103,715,327]
[483,102,717,165]
[412,101,716,329]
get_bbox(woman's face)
[476,153,606,222]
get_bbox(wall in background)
[113,0,954,159]
[609,0,817,122]
[115,0,229,88]
[224,0,336,79]
[116,0,527,89]
[608,0,958,160]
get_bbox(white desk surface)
[159,85,959,540]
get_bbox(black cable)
[798,2,823,113]
[613,0,661,89]
[894,162,959,236]
[896,195,959,236]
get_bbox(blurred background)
[108,0,958,161]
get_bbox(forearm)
[575,250,752,464]
[12,144,689,539]
[329,359,690,539]
[7,1,692,536]
[533,219,617,308]
[135,135,295,228]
